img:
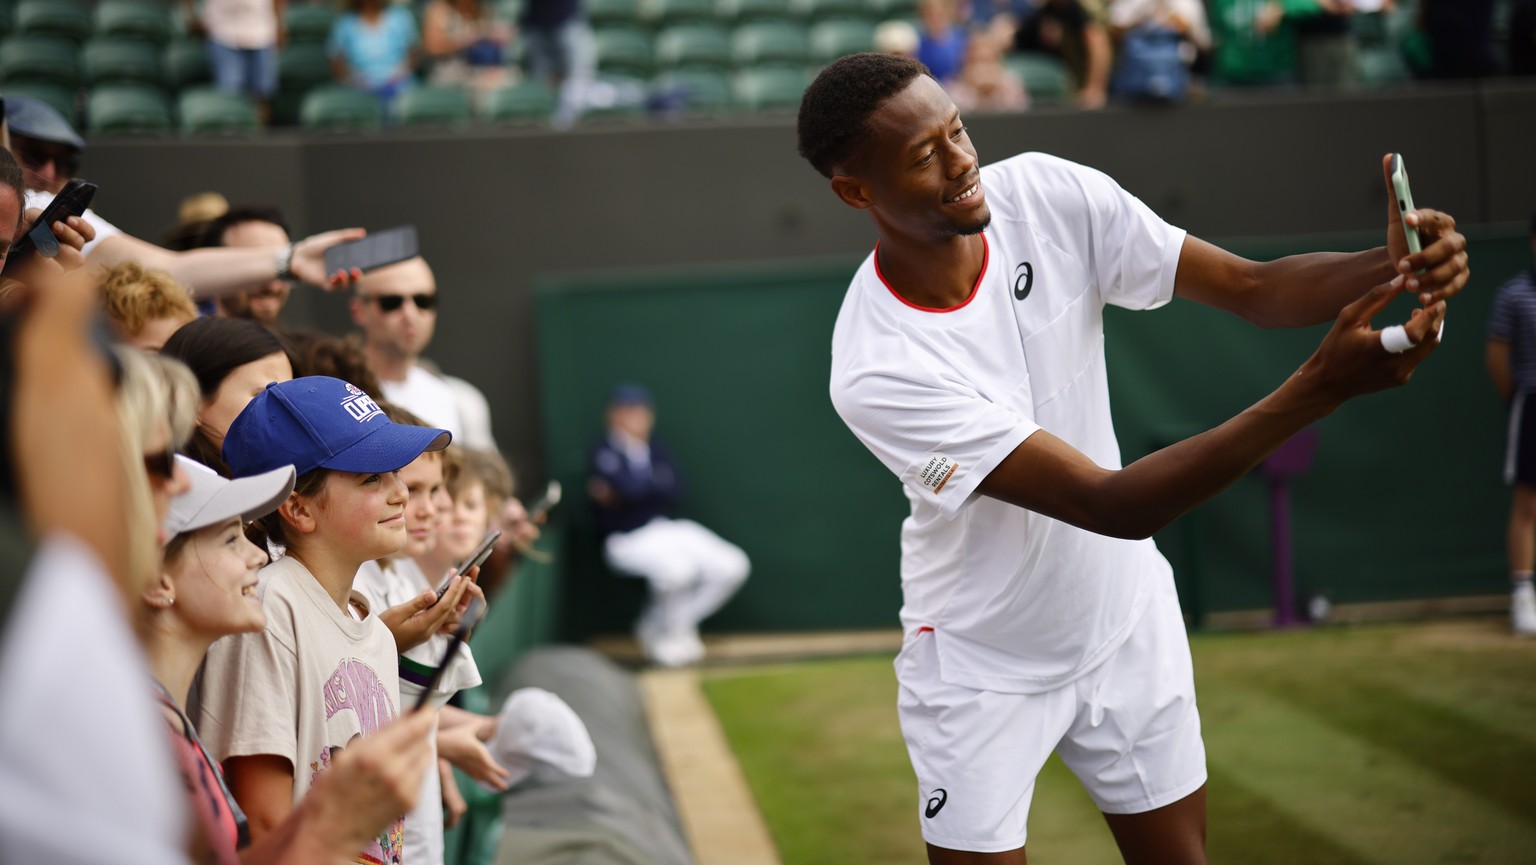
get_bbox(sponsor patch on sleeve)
[917,453,958,494]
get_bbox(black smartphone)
[527,480,562,521]
[322,225,418,277]
[431,529,501,603]
[413,597,486,711]
[5,179,97,274]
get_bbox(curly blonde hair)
[98,262,197,341]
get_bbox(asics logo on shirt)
[1013,262,1034,301]
[925,788,948,818]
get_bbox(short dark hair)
[200,203,290,248]
[797,52,932,179]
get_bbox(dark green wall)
[536,228,1529,636]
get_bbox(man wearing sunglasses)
[5,97,365,299]
[351,256,492,448]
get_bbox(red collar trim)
[874,233,989,313]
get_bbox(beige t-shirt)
[197,555,405,864]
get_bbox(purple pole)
[1261,427,1316,628]
[1270,478,1295,626]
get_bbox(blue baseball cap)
[5,96,85,150]
[607,383,652,407]
[223,376,451,479]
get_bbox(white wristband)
[1380,325,1414,354]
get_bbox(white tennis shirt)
[830,152,1187,694]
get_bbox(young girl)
[195,376,450,865]
[147,456,440,865]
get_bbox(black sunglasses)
[13,138,81,177]
[368,293,437,312]
[143,445,177,483]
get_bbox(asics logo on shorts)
[925,788,948,818]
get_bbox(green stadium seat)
[731,65,807,111]
[716,0,801,25]
[1007,52,1070,104]
[587,0,643,29]
[1,82,77,125]
[178,86,260,135]
[284,4,337,45]
[394,83,472,126]
[593,26,652,76]
[1357,46,1411,89]
[273,44,332,124]
[13,0,91,44]
[278,43,332,94]
[653,68,732,112]
[81,37,164,89]
[792,0,872,23]
[581,73,648,121]
[867,0,917,20]
[808,19,873,63]
[0,37,80,88]
[732,22,809,66]
[1352,10,1389,46]
[642,0,716,27]
[299,84,382,131]
[86,84,172,134]
[164,38,211,90]
[494,0,523,26]
[481,79,556,123]
[94,1,171,45]
[654,23,731,70]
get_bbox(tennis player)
[799,53,1467,865]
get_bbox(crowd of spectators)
[0,94,613,865]
[2,0,1532,136]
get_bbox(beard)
[954,214,991,237]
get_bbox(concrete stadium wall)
[82,81,1536,494]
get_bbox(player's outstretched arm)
[980,276,1445,540]
[1173,154,1468,328]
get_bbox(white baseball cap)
[488,687,597,787]
[165,455,296,538]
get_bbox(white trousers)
[604,518,749,636]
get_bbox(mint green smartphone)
[1389,153,1422,257]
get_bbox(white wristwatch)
[274,244,295,280]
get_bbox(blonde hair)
[112,347,199,593]
[452,447,513,506]
[98,262,198,340]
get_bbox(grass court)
[701,618,1536,865]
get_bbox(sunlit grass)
[703,618,1536,865]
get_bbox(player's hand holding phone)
[1381,153,1468,307]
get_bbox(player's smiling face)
[834,75,990,241]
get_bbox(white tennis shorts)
[895,579,1206,853]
